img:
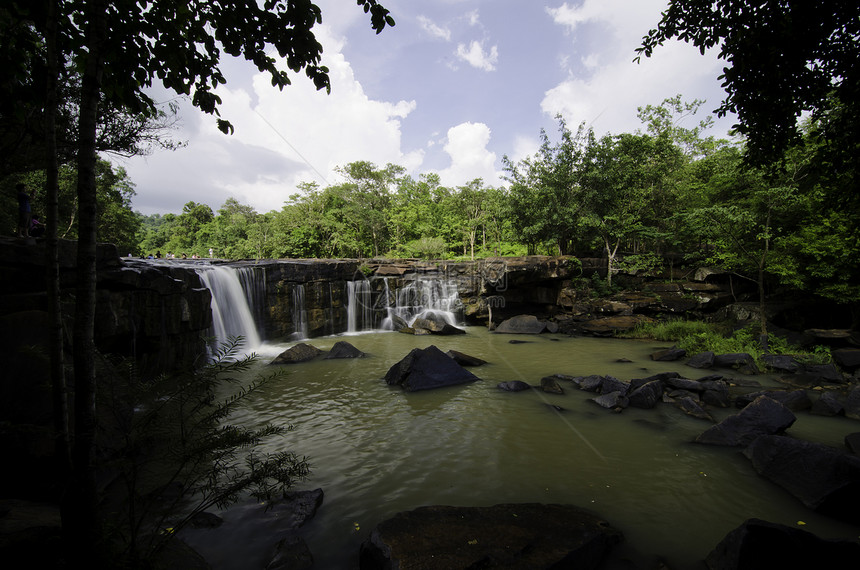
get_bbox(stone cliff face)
[0,241,764,378]
[0,237,212,377]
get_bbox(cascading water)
[292,284,309,340]
[196,265,262,354]
[235,266,266,340]
[380,277,462,329]
[346,280,374,333]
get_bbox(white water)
[196,265,262,354]
[379,277,462,329]
[292,284,309,340]
[346,280,374,333]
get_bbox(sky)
[116,0,738,216]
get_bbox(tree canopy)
[636,0,860,166]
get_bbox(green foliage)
[623,319,832,367]
[636,1,860,166]
[101,338,309,566]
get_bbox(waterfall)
[380,277,462,329]
[346,280,374,333]
[236,266,266,340]
[292,283,309,339]
[196,265,262,353]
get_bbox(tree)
[12,0,394,564]
[636,1,860,166]
[502,117,595,255]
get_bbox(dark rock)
[545,321,559,333]
[713,353,759,374]
[359,503,623,570]
[540,376,565,394]
[664,376,705,392]
[446,350,487,366]
[271,343,322,365]
[436,323,467,335]
[833,348,860,371]
[495,314,547,334]
[674,396,714,421]
[743,435,860,524]
[324,340,366,359]
[591,391,629,410]
[650,346,687,361]
[793,363,845,385]
[389,314,409,332]
[629,371,679,392]
[577,375,605,392]
[265,535,313,570]
[695,396,795,446]
[187,511,223,529]
[705,518,860,570]
[845,433,860,455]
[735,389,812,411]
[413,313,448,333]
[701,380,732,408]
[762,354,801,373]
[384,345,480,392]
[811,391,845,416]
[267,489,325,530]
[627,380,664,409]
[497,380,531,392]
[599,375,629,395]
[845,385,860,420]
[687,351,715,369]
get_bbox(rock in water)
[494,314,547,334]
[359,504,622,570]
[384,345,480,392]
[446,349,487,366]
[271,343,321,364]
[706,518,860,570]
[743,435,860,524]
[324,340,366,359]
[695,396,796,446]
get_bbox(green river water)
[179,328,860,569]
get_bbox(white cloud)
[435,122,502,187]
[455,40,499,71]
[124,24,423,214]
[542,0,735,138]
[418,15,451,41]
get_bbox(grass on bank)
[620,319,832,368]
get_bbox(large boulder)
[494,315,547,334]
[713,353,759,374]
[687,351,716,369]
[497,380,531,392]
[743,435,860,524]
[627,380,664,409]
[446,350,487,366]
[705,518,860,570]
[650,346,687,361]
[324,340,366,359]
[359,503,622,570]
[735,389,812,411]
[695,396,796,446]
[271,343,322,364]
[384,345,480,392]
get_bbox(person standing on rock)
[16,183,34,238]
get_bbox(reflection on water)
[182,328,860,569]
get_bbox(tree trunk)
[45,0,71,475]
[66,0,108,563]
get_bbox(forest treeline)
[3,96,858,306]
